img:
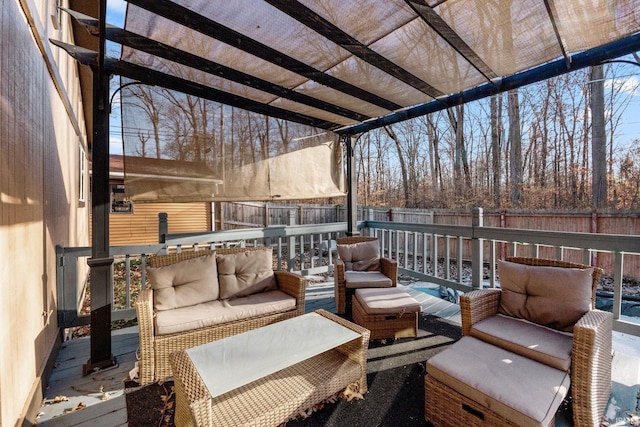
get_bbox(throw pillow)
[337,239,381,271]
[147,254,219,310]
[217,249,277,299]
[497,260,594,332]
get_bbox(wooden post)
[472,207,484,289]
[158,212,168,243]
[287,210,296,271]
[85,35,116,374]
[345,135,359,236]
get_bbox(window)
[79,143,86,203]
[110,184,133,214]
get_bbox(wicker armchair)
[136,247,306,384]
[459,257,612,427]
[333,236,398,315]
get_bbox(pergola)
[57,0,640,373]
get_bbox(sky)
[105,0,640,157]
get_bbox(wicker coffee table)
[169,309,370,427]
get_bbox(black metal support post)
[345,135,359,236]
[84,0,116,374]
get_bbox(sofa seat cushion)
[470,314,574,372]
[497,260,594,332]
[344,271,393,289]
[427,336,570,427]
[147,254,219,310]
[154,290,296,336]
[217,249,277,299]
[355,287,421,315]
[337,240,381,271]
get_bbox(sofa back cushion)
[147,254,219,311]
[217,249,277,299]
[337,239,380,271]
[497,259,594,332]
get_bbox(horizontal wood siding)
[107,203,211,245]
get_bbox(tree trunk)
[426,115,442,202]
[384,125,410,208]
[591,65,607,209]
[508,89,524,207]
[490,94,502,207]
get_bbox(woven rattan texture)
[457,257,612,427]
[137,247,306,384]
[169,309,370,426]
[333,237,398,315]
[352,295,417,340]
[425,375,539,427]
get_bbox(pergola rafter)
[64,9,372,124]
[265,0,445,98]
[125,0,403,112]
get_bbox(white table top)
[185,312,361,398]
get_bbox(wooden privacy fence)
[220,202,639,278]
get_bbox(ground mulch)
[125,380,175,427]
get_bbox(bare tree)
[507,89,524,207]
[383,126,410,207]
[490,94,502,207]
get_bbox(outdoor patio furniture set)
[425,257,613,427]
[136,240,612,427]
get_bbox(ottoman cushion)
[345,271,393,289]
[427,336,570,427]
[355,287,421,314]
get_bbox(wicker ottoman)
[352,287,421,340]
[425,336,570,427]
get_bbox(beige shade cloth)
[220,141,344,202]
[124,140,344,202]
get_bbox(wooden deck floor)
[36,279,640,426]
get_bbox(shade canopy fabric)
[64,0,640,136]
[60,0,640,202]
[123,140,344,202]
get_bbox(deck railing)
[56,208,640,337]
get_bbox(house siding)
[108,202,212,245]
[0,0,89,425]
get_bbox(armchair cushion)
[337,239,380,271]
[147,254,219,310]
[217,249,277,299]
[497,260,594,332]
[470,314,573,371]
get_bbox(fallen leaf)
[47,396,68,404]
[627,412,640,427]
[341,383,364,401]
[63,402,86,414]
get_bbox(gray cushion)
[154,290,296,335]
[344,271,392,288]
[337,240,380,271]
[147,254,219,310]
[217,249,277,299]
[355,287,421,314]
[470,314,574,371]
[427,336,570,427]
[498,260,594,332]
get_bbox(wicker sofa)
[136,247,306,384]
[425,257,613,427]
